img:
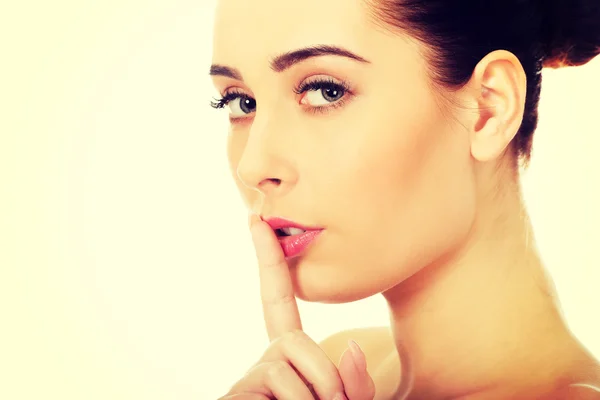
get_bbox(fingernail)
[348,339,367,372]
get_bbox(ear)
[467,50,527,162]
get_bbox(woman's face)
[210,0,478,303]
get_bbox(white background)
[1,1,599,399]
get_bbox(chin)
[287,254,400,304]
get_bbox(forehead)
[211,0,378,65]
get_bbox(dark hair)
[364,0,600,167]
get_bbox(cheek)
[322,104,476,282]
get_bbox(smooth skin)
[210,0,600,398]
[219,214,375,400]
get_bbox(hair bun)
[539,0,600,68]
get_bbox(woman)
[208,0,600,398]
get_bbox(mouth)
[262,216,323,235]
[274,227,308,237]
[273,228,324,259]
[261,216,324,258]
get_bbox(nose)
[235,114,296,196]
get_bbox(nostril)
[257,177,283,192]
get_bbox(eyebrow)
[209,44,371,81]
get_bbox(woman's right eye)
[230,96,257,117]
[210,93,256,119]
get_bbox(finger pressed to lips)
[246,215,351,400]
[248,213,303,340]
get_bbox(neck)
[381,169,580,399]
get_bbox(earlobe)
[468,50,526,163]
[471,116,505,162]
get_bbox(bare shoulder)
[318,326,395,370]
[550,359,600,400]
[552,383,600,400]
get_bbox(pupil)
[240,97,256,113]
[322,87,343,102]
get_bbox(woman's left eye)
[302,86,344,106]
[295,78,350,108]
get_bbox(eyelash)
[210,88,247,110]
[209,77,352,117]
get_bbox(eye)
[210,90,256,118]
[228,96,256,117]
[302,84,344,106]
[294,77,351,107]
[210,76,353,121]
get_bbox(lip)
[261,216,325,259]
[262,217,324,232]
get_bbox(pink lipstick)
[262,217,324,259]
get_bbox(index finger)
[249,213,303,341]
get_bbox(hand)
[219,213,375,400]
